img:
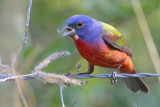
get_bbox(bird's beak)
[58,24,79,40]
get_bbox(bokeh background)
[0,0,160,107]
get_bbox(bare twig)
[11,57,28,107]
[9,0,33,106]
[23,0,32,44]
[0,57,12,74]
[11,51,28,107]
[70,87,81,107]
[0,73,35,82]
[34,51,70,71]
[67,62,82,78]
[14,78,28,107]
[0,58,10,68]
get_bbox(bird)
[60,15,149,93]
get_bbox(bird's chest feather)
[73,38,127,68]
[75,39,101,59]
[74,38,116,66]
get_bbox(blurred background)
[0,0,160,107]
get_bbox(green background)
[0,0,160,107]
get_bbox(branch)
[34,51,70,71]
[23,0,32,44]
[70,87,81,107]
[0,57,11,74]
[9,0,32,107]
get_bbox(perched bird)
[60,15,149,93]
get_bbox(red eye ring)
[77,21,84,28]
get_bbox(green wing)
[101,22,132,57]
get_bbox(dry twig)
[8,0,33,106]
[70,87,81,107]
[34,51,70,71]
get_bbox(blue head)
[60,15,103,41]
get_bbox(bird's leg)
[109,65,121,84]
[77,63,94,75]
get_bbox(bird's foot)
[109,71,118,84]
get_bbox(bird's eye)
[77,21,84,28]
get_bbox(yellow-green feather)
[101,22,127,47]
[101,22,121,37]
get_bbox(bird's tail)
[124,69,150,93]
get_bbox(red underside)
[73,37,135,74]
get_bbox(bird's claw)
[109,71,118,84]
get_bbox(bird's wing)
[101,22,132,57]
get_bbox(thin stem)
[60,85,65,107]
[10,0,32,106]
[70,87,81,107]
[11,65,28,107]
[23,0,32,44]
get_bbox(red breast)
[73,37,135,74]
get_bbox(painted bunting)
[60,15,149,93]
